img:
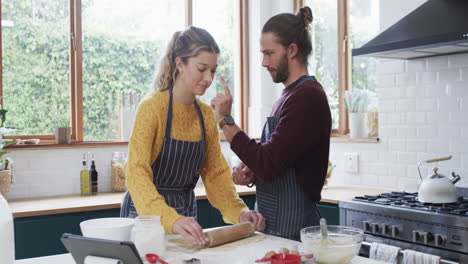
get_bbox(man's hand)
[210,76,233,122]
[239,210,265,231]
[233,162,255,185]
[172,216,208,246]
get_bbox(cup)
[54,127,71,144]
[349,112,367,138]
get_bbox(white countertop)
[15,253,385,264]
[9,185,392,218]
[15,233,386,264]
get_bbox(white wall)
[6,145,128,199]
[328,0,468,191]
[247,0,292,138]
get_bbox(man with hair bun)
[211,7,331,240]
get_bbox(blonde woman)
[121,26,264,246]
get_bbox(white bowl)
[22,139,40,144]
[80,217,135,241]
[300,225,363,264]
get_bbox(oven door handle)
[361,241,459,264]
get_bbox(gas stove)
[340,192,468,263]
[354,191,468,216]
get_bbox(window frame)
[0,0,249,143]
[297,0,351,136]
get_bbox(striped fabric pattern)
[121,89,206,219]
[256,76,321,241]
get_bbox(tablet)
[60,233,143,264]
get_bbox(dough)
[168,233,266,253]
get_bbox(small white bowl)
[80,217,135,241]
[22,139,40,144]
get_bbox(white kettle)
[417,156,461,204]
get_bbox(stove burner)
[374,198,392,204]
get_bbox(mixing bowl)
[300,225,363,264]
[80,217,135,241]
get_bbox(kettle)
[417,156,461,204]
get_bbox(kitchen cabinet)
[317,202,339,225]
[14,209,119,259]
[14,195,256,259]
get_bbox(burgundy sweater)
[231,76,331,202]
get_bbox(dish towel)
[369,242,400,264]
[403,249,440,264]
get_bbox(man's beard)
[270,55,289,83]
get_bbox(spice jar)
[131,215,166,258]
[111,152,127,192]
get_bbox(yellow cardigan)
[126,90,248,234]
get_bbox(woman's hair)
[262,6,313,65]
[153,26,220,91]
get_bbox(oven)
[339,192,468,263]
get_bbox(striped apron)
[120,89,206,219]
[256,75,321,241]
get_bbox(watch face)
[224,115,235,125]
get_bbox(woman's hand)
[240,210,265,231]
[172,217,208,246]
[233,162,255,185]
[210,76,233,122]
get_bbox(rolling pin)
[204,222,255,247]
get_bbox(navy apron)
[256,75,321,241]
[121,89,206,219]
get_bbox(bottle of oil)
[90,153,98,195]
[80,153,91,195]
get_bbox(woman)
[121,26,264,246]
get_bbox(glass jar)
[131,215,166,258]
[111,152,127,192]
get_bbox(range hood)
[352,0,468,59]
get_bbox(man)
[211,6,331,241]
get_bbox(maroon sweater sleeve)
[231,81,330,184]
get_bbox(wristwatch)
[218,114,235,129]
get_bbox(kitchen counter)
[9,185,391,218]
[15,232,387,264]
[15,253,385,264]
[320,185,391,204]
[9,185,255,218]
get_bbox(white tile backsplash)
[450,54,468,67]
[415,98,436,112]
[437,69,461,83]
[407,60,426,72]
[427,56,449,71]
[329,53,468,190]
[6,145,127,199]
[461,67,468,81]
[377,74,396,88]
[396,73,416,86]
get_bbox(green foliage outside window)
[2,0,234,140]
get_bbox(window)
[0,0,245,142]
[193,0,241,123]
[301,0,379,136]
[81,0,184,141]
[2,0,71,135]
[305,0,339,129]
[349,0,379,94]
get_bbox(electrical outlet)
[344,153,359,173]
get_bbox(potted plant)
[344,90,372,138]
[0,107,18,198]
